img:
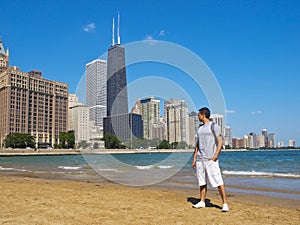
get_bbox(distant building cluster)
[231,129,296,149]
[231,129,276,149]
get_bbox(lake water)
[1,149,299,200]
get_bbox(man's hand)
[192,159,196,169]
[210,155,218,162]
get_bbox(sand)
[0,176,299,225]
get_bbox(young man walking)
[192,107,229,212]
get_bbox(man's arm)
[212,135,223,161]
[192,146,198,169]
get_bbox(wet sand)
[0,175,299,225]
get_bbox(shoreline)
[0,148,194,156]
[1,148,299,156]
[0,175,299,225]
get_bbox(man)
[192,107,229,212]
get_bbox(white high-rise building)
[68,94,83,131]
[262,129,268,147]
[68,94,104,148]
[164,99,190,145]
[71,105,90,143]
[278,141,284,148]
[288,140,296,147]
[86,59,107,127]
[224,126,232,147]
[139,96,160,140]
[249,132,258,148]
[152,116,166,141]
[189,112,199,147]
[210,114,224,136]
[268,133,276,148]
[257,135,265,148]
[244,134,255,149]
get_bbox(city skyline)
[1,0,299,144]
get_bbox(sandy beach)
[0,175,299,225]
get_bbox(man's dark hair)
[198,107,210,119]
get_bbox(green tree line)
[3,132,75,149]
[3,133,35,148]
[101,133,192,149]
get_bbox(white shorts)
[196,160,224,187]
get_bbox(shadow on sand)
[187,197,222,209]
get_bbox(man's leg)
[200,184,207,202]
[218,184,227,204]
[218,184,229,212]
[193,161,207,208]
[193,185,207,208]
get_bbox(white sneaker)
[193,201,206,208]
[222,203,229,212]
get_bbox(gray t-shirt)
[196,121,221,161]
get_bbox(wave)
[136,165,153,170]
[158,165,174,169]
[223,170,300,178]
[135,165,175,170]
[58,166,82,170]
[97,168,118,172]
[0,166,28,172]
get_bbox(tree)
[4,133,35,148]
[224,145,231,149]
[93,142,99,149]
[158,139,170,149]
[170,142,179,149]
[59,132,75,149]
[126,138,147,149]
[177,141,188,149]
[78,140,90,149]
[188,144,195,149]
[101,134,125,149]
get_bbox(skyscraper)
[189,111,199,146]
[68,94,83,131]
[70,104,90,143]
[68,94,104,148]
[139,96,160,140]
[224,126,232,147]
[103,14,143,143]
[106,46,128,116]
[152,116,166,141]
[106,13,128,117]
[86,59,107,127]
[210,114,224,136]
[164,99,190,145]
[268,133,276,148]
[262,129,268,147]
[288,140,296,148]
[249,132,258,148]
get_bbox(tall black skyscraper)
[106,44,128,117]
[104,14,143,144]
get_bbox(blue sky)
[1,0,300,145]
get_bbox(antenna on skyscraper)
[112,18,115,46]
[117,12,121,45]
